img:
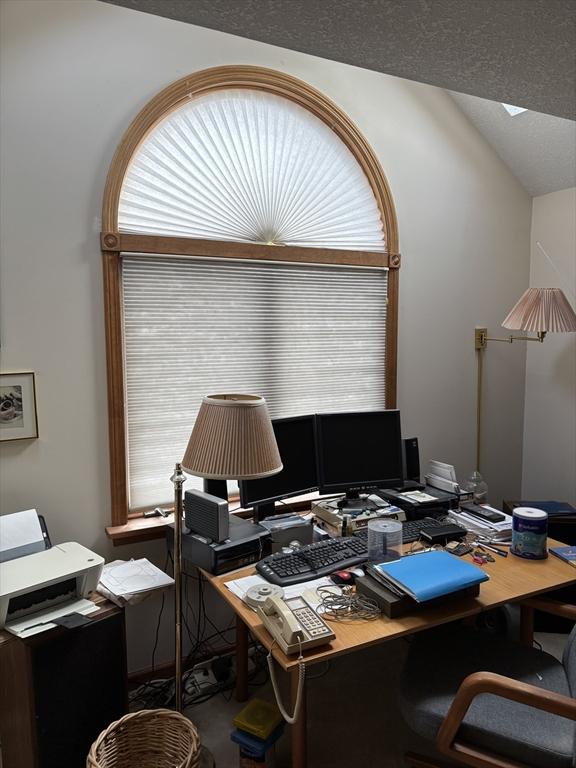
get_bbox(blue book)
[368,550,489,602]
[549,546,576,567]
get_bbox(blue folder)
[370,550,489,602]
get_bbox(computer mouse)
[329,570,356,585]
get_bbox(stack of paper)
[98,559,174,606]
[449,507,512,541]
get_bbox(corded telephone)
[256,594,335,655]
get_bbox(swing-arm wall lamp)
[475,288,576,473]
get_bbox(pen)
[477,542,507,558]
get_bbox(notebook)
[367,550,489,602]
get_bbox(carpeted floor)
[186,632,568,768]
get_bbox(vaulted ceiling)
[102,0,575,119]
[101,0,576,196]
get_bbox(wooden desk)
[204,541,576,768]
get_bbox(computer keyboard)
[256,536,368,586]
[256,517,465,586]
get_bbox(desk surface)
[206,540,576,671]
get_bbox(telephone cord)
[267,638,305,725]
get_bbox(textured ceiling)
[100,0,576,195]
[101,0,576,120]
[449,93,576,196]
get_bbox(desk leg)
[520,604,535,647]
[235,616,249,702]
[290,666,307,768]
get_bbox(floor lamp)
[170,394,282,712]
[474,287,576,474]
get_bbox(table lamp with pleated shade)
[182,394,282,480]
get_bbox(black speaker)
[0,604,127,768]
[403,437,420,483]
[184,489,229,543]
[203,478,228,501]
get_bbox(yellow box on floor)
[233,698,282,740]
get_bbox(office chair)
[399,599,576,768]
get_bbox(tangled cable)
[316,586,381,622]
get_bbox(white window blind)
[123,254,388,509]
[118,89,385,251]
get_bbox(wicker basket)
[86,709,201,768]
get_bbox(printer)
[0,542,104,629]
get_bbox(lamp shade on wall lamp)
[502,288,576,333]
[182,394,283,480]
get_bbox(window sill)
[106,491,327,545]
[106,514,174,546]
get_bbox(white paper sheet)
[99,558,174,597]
[0,508,43,552]
[6,598,99,638]
[225,574,332,604]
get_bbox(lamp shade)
[502,288,576,333]
[182,394,282,480]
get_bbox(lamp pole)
[171,462,186,712]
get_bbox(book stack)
[231,698,284,767]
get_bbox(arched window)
[101,66,400,527]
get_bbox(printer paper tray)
[6,598,99,638]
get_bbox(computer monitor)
[315,409,403,506]
[238,414,318,520]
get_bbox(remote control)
[460,503,505,523]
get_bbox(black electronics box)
[168,516,271,575]
[419,523,468,545]
[377,485,457,519]
[356,573,480,618]
[258,512,314,553]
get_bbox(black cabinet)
[0,598,127,768]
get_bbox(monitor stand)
[336,490,377,511]
[253,502,277,522]
[393,480,425,492]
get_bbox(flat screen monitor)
[239,414,318,520]
[315,409,403,504]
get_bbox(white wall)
[522,188,576,505]
[0,0,531,670]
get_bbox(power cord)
[316,585,380,621]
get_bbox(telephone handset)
[257,594,335,655]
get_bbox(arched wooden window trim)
[101,65,400,530]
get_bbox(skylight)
[501,103,528,116]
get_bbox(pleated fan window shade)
[123,255,388,509]
[118,90,385,250]
[113,86,391,511]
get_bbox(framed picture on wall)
[0,372,39,441]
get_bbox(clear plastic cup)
[367,519,403,563]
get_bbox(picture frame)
[0,372,39,441]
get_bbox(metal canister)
[511,507,548,559]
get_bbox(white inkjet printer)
[0,542,104,629]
